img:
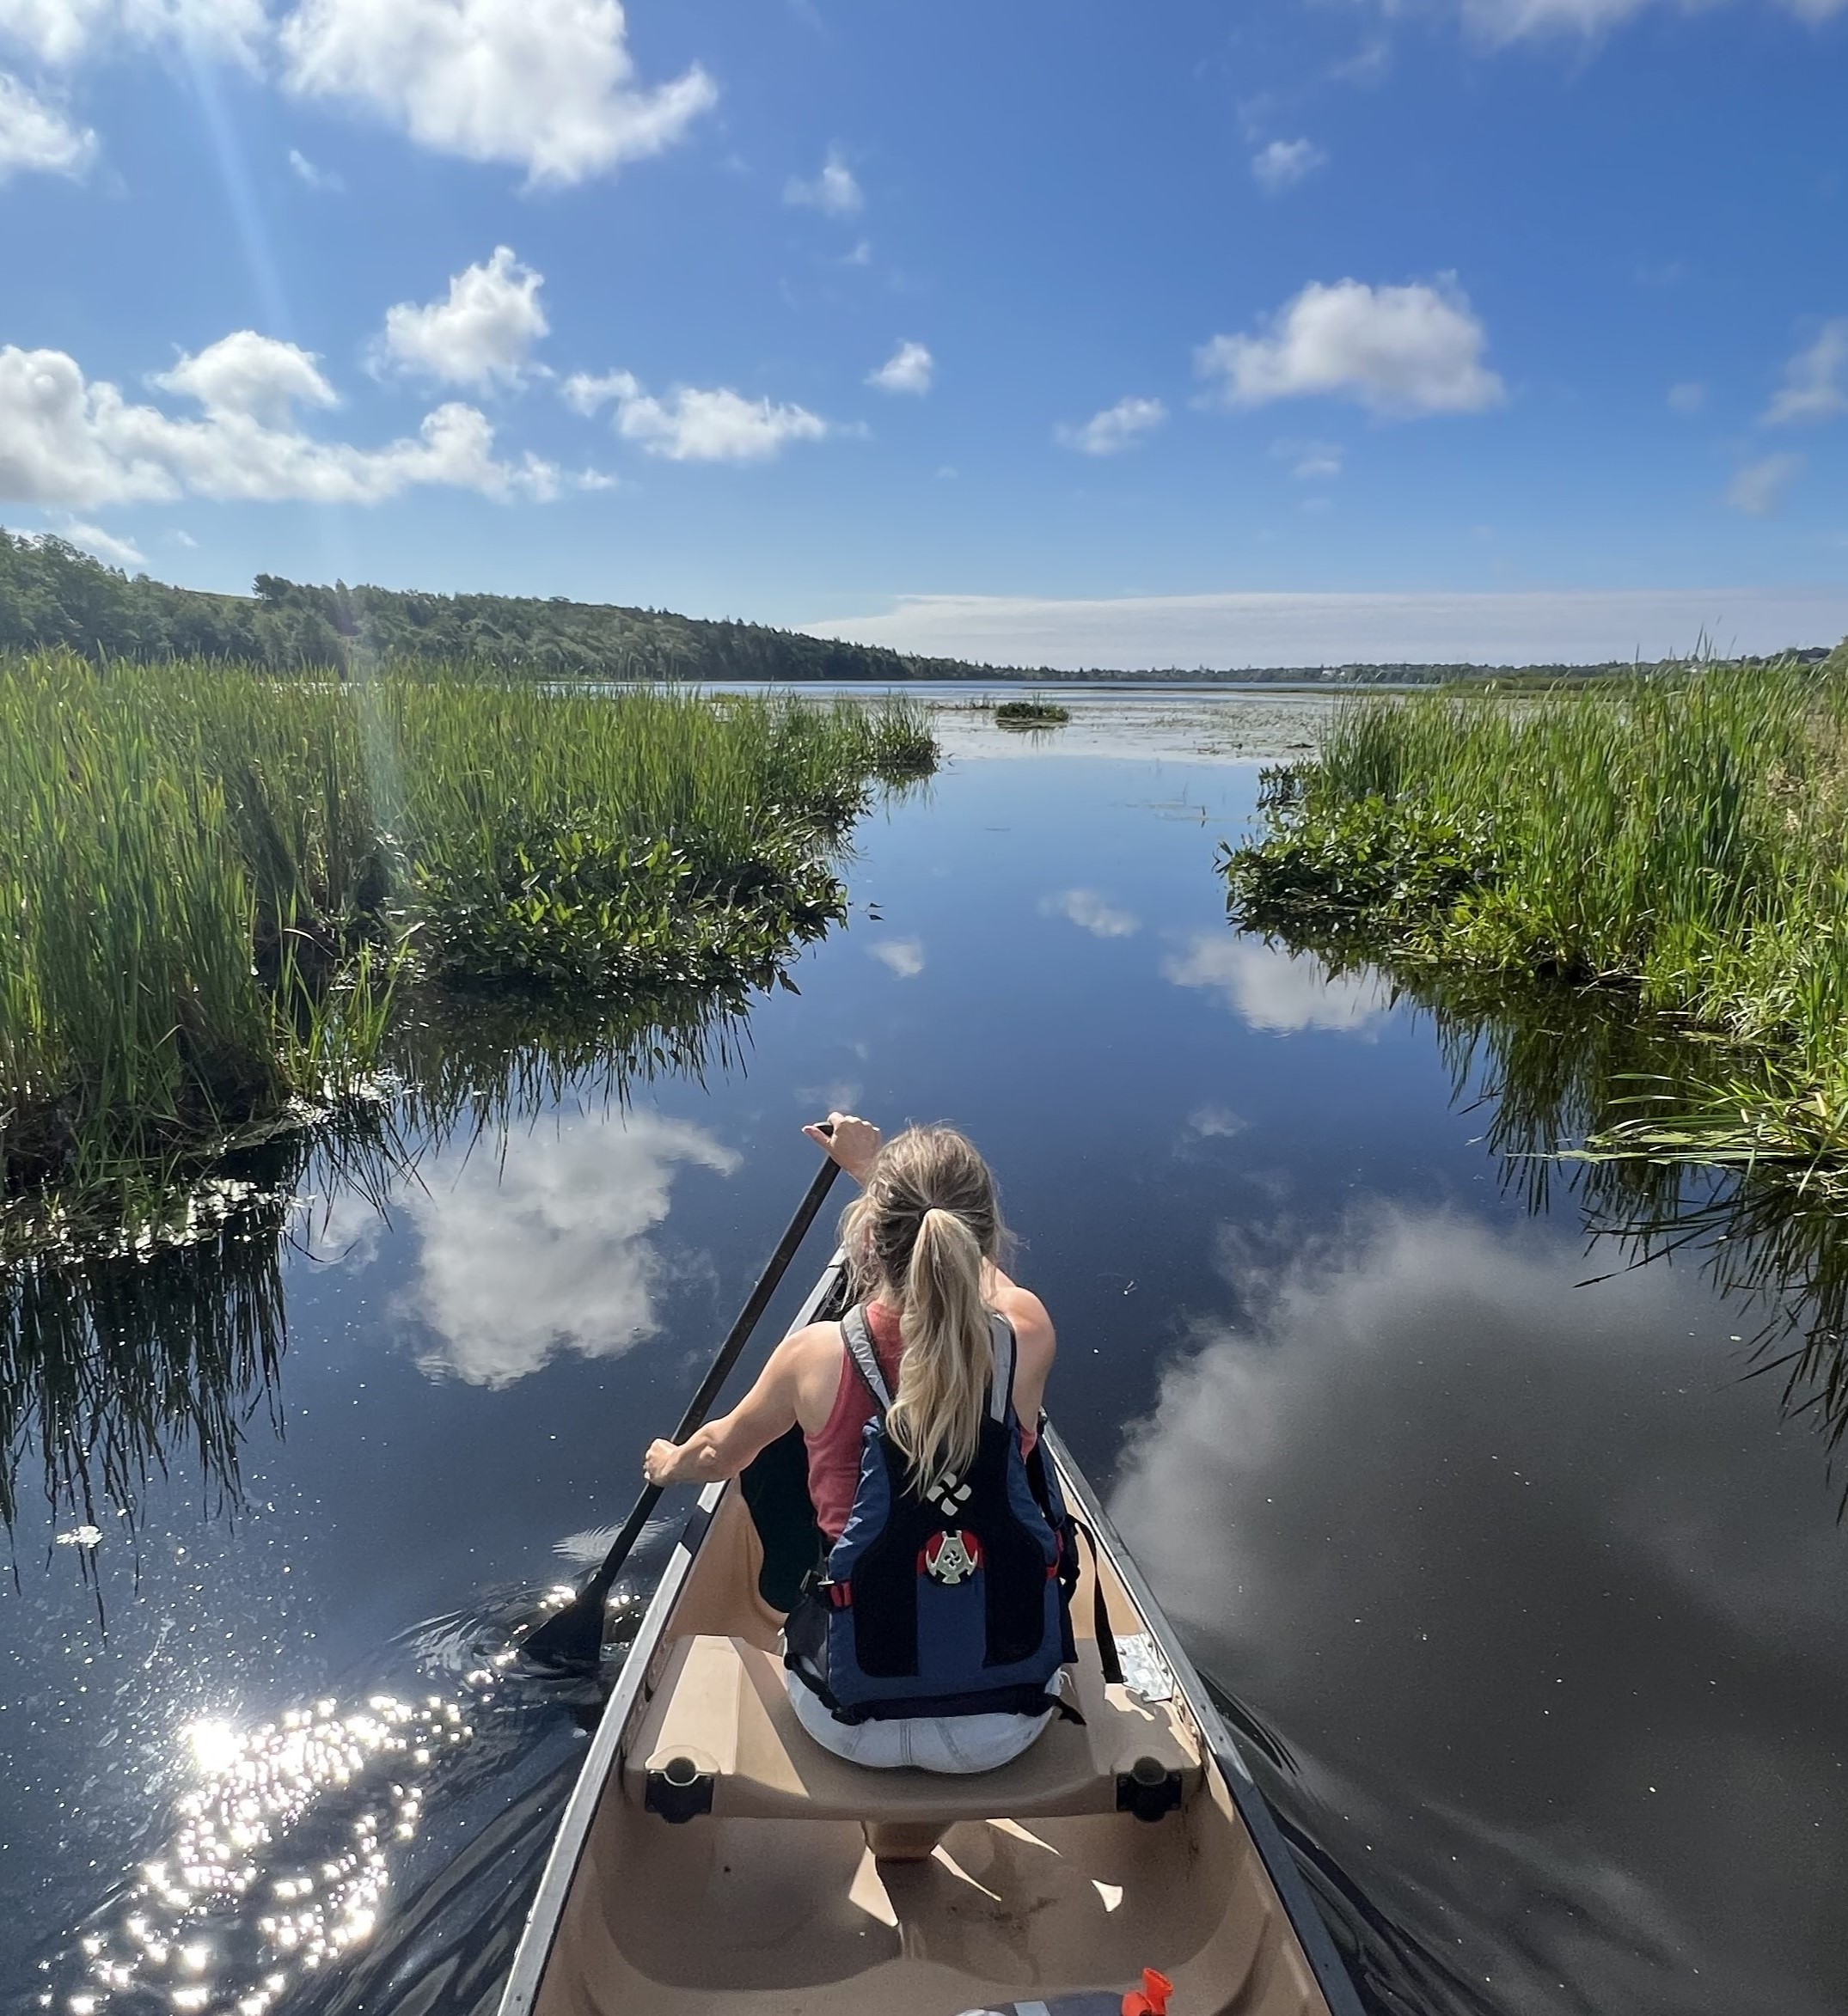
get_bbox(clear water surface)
[4,692,1845,2016]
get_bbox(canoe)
[498,1255,1364,2016]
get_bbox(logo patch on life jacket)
[920,1528,982,1585]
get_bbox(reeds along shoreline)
[1221,655,1848,1185]
[0,651,934,1221]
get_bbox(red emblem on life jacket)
[920,1529,982,1585]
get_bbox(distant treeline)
[3,529,1839,684]
[0,530,1037,681]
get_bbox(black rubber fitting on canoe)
[645,1755,715,1824]
[1116,1754,1183,1823]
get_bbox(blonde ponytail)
[887,1207,991,1493]
[838,1123,1009,1494]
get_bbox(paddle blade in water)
[519,1587,611,1672]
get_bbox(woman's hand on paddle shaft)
[644,1436,701,1486]
[805,1111,881,1185]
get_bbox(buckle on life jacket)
[823,1579,853,1609]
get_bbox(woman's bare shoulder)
[767,1319,848,1428]
[993,1281,1055,1358]
[777,1320,847,1369]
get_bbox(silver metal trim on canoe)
[1043,1423,1368,2016]
[495,1256,849,2016]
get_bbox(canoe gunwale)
[1043,1422,1368,2016]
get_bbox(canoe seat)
[623,1634,1203,1825]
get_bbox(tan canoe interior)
[531,1487,1331,2016]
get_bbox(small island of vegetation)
[993,697,1072,728]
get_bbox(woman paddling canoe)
[503,1127,1367,2015]
[643,1114,1075,1773]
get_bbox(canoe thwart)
[624,1632,1203,1827]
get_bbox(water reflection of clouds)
[298,1186,389,1272]
[1040,888,1141,938]
[1111,1202,1848,2016]
[401,1110,738,1389]
[1161,932,1392,1033]
[868,937,926,978]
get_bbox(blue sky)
[0,0,1843,664]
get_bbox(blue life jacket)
[785,1303,1078,1724]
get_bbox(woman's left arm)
[642,1329,810,1487]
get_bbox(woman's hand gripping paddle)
[518,1138,842,1675]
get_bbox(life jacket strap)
[842,1303,1023,1423]
[1069,1518,1127,1689]
[987,1310,1018,1422]
[840,1304,894,1412]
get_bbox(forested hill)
[0,530,1025,681]
[8,533,1839,685]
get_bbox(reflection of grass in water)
[1297,942,1848,1497]
[0,991,737,1544]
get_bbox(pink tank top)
[804,1301,1037,1543]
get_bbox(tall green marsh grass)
[1223,661,1848,1182]
[0,651,933,1225]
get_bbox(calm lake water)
[5,692,1845,2016]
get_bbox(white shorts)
[785,1668,1054,1773]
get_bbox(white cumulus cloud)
[0,69,96,179]
[1251,137,1326,192]
[1763,319,1848,426]
[560,367,640,416]
[1055,394,1166,456]
[0,0,267,67]
[1197,278,1505,418]
[564,370,826,462]
[54,520,145,567]
[0,333,560,508]
[152,327,340,425]
[375,245,548,390]
[278,0,718,187]
[866,339,933,395]
[784,141,861,216]
[1726,452,1803,516]
[617,385,827,462]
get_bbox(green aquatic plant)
[1223,658,1848,1176]
[0,652,936,1224]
